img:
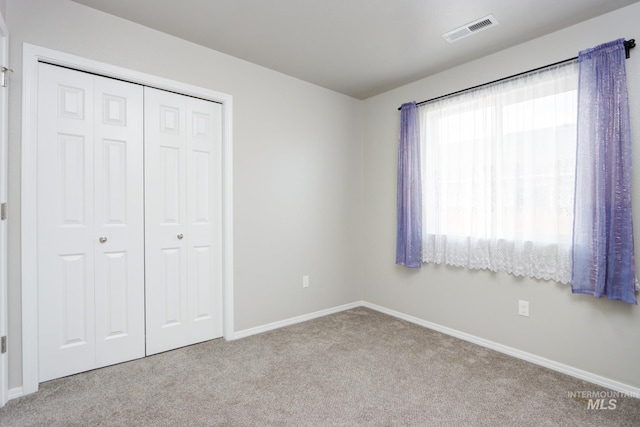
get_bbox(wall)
[5,0,363,389]
[362,3,640,389]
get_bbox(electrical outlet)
[302,275,310,288]
[518,300,529,317]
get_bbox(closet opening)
[21,44,234,395]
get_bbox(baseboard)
[360,301,640,398]
[8,386,24,400]
[232,301,362,340]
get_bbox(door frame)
[21,44,235,395]
[0,8,9,408]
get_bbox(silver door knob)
[99,236,108,243]
[177,233,184,240]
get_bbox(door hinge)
[1,66,12,88]
[0,202,6,220]
[1,336,6,354]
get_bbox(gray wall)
[361,3,640,388]
[6,0,363,389]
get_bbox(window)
[419,61,578,283]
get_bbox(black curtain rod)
[398,38,636,111]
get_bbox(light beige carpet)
[1,307,639,426]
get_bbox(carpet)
[1,307,639,426]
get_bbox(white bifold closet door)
[36,64,223,382]
[144,87,223,355]
[37,63,145,382]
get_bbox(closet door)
[92,75,145,368]
[186,97,223,345]
[145,87,222,355]
[38,64,96,381]
[37,63,144,381]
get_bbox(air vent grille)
[442,14,499,43]
[468,18,493,32]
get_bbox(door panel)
[38,64,144,380]
[59,134,87,224]
[193,246,212,320]
[58,253,89,348]
[38,64,96,382]
[145,87,189,355]
[145,88,222,355]
[103,139,127,222]
[187,98,223,343]
[160,146,181,223]
[160,247,183,327]
[93,76,144,368]
[102,251,128,337]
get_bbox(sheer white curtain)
[419,61,578,283]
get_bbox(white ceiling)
[72,0,640,99]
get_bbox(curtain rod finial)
[625,39,635,58]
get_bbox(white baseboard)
[360,301,640,399]
[8,386,24,400]
[232,301,362,340]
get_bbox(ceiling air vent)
[442,14,499,43]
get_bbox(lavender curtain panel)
[396,102,422,268]
[572,39,638,304]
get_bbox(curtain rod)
[398,38,636,111]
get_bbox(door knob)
[99,236,108,243]
[177,233,184,240]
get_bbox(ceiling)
[72,0,640,99]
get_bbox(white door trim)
[0,8,9,408]
[21,43,235,396]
